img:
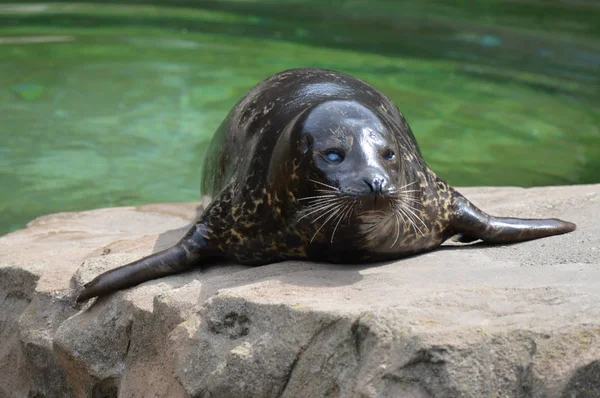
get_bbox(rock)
[0,185,599,398]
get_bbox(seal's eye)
[323,150,344,163]
[383,149,396,161]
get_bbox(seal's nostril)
[363,178,384,195]
[380,179,387,195]
[372,180,382,194]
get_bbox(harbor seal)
[76,68,576,303]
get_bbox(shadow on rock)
[561,360,600,398]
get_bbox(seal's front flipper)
[450,192,576,244]
[76,223,220,303]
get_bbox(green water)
[1,1,599,237]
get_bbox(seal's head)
[293,100,418,247]
[303,100,401,200]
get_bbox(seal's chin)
[354,196,399,241]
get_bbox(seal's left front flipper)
[76,223,220,303]
[450,191,576,244]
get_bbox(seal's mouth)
[356,194,393,211]
[297,178,425,246]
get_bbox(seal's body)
[76,69,576,303]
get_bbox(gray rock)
[0,186,598,398]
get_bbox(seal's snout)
[343,173,390,199]
[363,177,387,196]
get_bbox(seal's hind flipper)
[450,191,576,244]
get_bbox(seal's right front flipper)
[450,191,576,244]
[76,223,220,303]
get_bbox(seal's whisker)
[305,196,344,204]
[349,200,358,221]
[342,200,356,223]
[302,197,345,210]
[399,196,421,204]
[397,181,418,190]
[298,194,337,201]
[329,204,348,244]
[397,206,423,236]
[347,200,357,225]
[390,213,401,248]
[315,189,339,194]
[399,203,427,228]
[395,203,425,236]
[388,194,420,205]
[309,201,345,224]
[395,189,421,195]
[398,194,421,203]
[310,203,347,243]
[297,200,342,222]
[309,179,340,191]
[330,201,354,243]
[314,191,338,196]
[387,184,417,193]
[388,189,420,198]
[392,201,412,230]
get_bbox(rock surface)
[0,185,599,398]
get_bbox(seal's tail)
[450,192,576,244]
[76,224,216,303]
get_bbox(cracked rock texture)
[0,185,599,398]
